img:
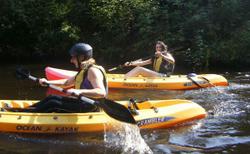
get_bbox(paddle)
[186,73,204,88]
[15,67,136,124]
[108,64,128,72]
[108,46,188,72]
[108,58,145,72]
[187,73,222,92]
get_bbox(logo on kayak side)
[137,116,174,127]
[123,83,158,88]
[16,125,79,133]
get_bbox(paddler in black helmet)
[67,43,108,92]
[6,43,108,113]
[124,41,175,77]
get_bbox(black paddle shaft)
[187,75,214,88]
[187,75,203,88]
[15,67,136,124]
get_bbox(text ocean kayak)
[45,67,228,90]
[0,99,206,133]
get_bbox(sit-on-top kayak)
[45,67,228,90]
[0,99,206,133]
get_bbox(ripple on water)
[169,132,250,151]
[174,87,238,105]
[228,83,250,90]
[212,100,247,117]
[0,133,110,153]
[4,124,154,154]
[163,77,250,152]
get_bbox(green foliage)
[0,0,78,59]
[89,0,158,61]
[0,0,249,70]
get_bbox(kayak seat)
[127,98,158,113]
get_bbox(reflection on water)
[0,133,107,153]
[0,64,250,153]
[0,127,151,154]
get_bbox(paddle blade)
[96,99,136,124]
[16,67,30,79]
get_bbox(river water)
[0,63,249,153]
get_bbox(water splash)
[174,87,236,104]
[104,123,153,154]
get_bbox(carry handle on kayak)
[15,67,136,124]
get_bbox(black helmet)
[69,43,93,59]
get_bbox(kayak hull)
[45,67,228,90]
[0,99,206,133]
[107,73,228,90]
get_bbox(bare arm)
[39,76,75,86]
[156,51,175,64]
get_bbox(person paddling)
[124,41,175,77]
[7,43,108,113]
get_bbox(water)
[0,63,250,153]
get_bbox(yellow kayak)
[0,99,206,133]
[45,67,228,90]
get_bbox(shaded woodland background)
[1,0,250,71]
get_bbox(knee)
[134,66,143,71]
[135,66,148,72]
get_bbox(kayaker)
[6,43,108,113]
[124,41,175,77]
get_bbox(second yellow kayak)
[45,67,228,90]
